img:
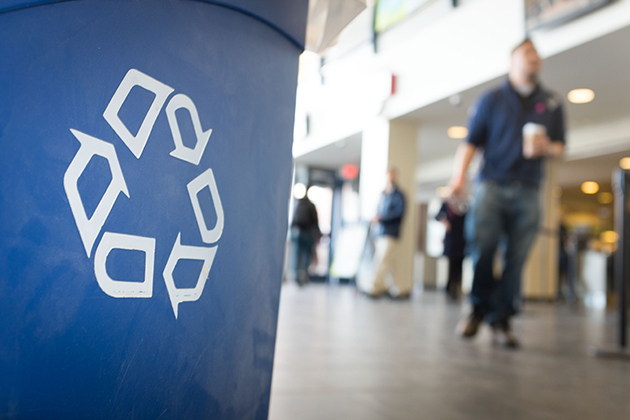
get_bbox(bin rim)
[0,0,306,51]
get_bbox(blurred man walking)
[290,192,321,286]
[449,39,565,348]
[366,167,408,299]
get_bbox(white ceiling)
[293,132,362,169]
[409,23,630,188]
[406,23,630,161]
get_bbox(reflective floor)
[269,283,630,420]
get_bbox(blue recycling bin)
[0,1,307,418]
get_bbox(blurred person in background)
[449,39,565,348]
[557,221,570,301]
[290,190,321,286]
[436,199,467,301]
[365,167,408,299]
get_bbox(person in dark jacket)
[367,167,407,298]
[449,39,565,348]
[436,200,467,301]
[290,193,320,286]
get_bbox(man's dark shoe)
[296,271,309,287]
[446,285,459,302]
[491,321,520,349]
[456,310,484,338]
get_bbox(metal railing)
[589,168,630,359]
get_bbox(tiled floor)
[269,283,630,420]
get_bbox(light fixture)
[598,192,613,204]
[341,164,359,180]
[601,230,618,244]
[448,94,462,107]
[447,126,468,139]
[567,89,594,104]
[307,185,322,201]
[293,183,306,199]
[620,157,630,170]
[581,181,599,194]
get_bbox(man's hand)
[533,134,551,157]
[449,143,476,199]
[448,176,465,200]
[548,141,565,158]
[532,133,550,157]
[524,134,550,159]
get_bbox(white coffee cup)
[522,122,547,159]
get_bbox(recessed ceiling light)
[598,192,613,204]
[448,94,462,107]
[581,181,599,194]
[601,230,618,244]
[568,89,594,104]
[620,157,630,170]
[447,126,468,139]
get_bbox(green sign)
[375,0,432,33]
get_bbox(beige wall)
[522,160,561,299]
[388,120,419,291]
[358,118,418,292]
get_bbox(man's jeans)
[467,181,540,325]
[292,230,314,281]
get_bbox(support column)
[522,159,560,299]
[359,117,418,293]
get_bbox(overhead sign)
[525,0,612,31]
[374,0,433,33]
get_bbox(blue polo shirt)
[466,80,565,187]
[376,186,405,239]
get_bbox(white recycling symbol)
[63,69,222,318]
